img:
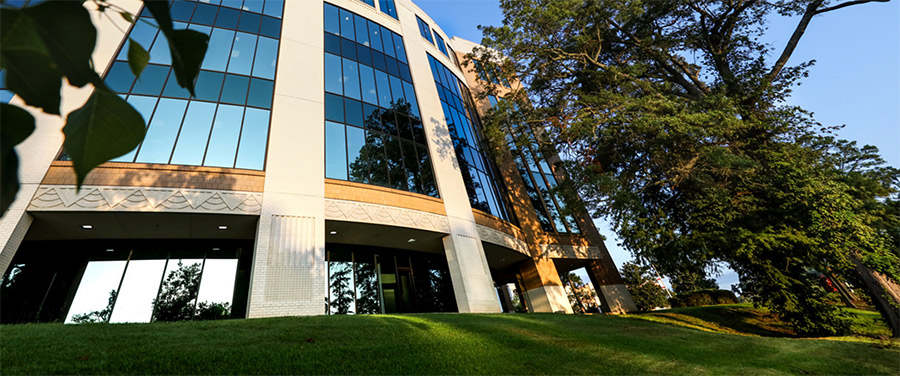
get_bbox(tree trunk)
[850,253,900,338]
[829,273,859,309]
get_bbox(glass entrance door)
[396,268,416,313]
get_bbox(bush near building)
[670,290,739,308]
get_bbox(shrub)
[670,289,739,308]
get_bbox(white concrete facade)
[0,0,639,319]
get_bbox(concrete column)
[246,0,327,318]
[497,285,514,313]
[518,256,573,313]
[586,259,637,314]
[397,2,500,313]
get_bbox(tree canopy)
[477,0,898,336]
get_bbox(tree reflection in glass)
[329,260,355,315]
[354,256,381,314]
[152,260,203,322]
[66,261,127,323]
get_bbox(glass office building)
[0,0,636,323]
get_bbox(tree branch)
[815,0,889,14]
[762,0,824,91]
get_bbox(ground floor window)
[1,240,252,324]
[326,245,456,314]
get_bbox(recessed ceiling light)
[106,249,114,252]
[407,238,416,243]
[218,225,228,230]
[82,224,93,230]
[329,231,338,235]
[212,247,221,251]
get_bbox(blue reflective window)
[112,95,158,162]
[344,99,363,128]
[371,50,386,71]
[354,15,369,47]
[246,78,274,109]
[162,70,191,99]
[260,16,281,38]
[392,34,406,63]
[242,0,263,13]
[359,65,377,105]
[0,90,13,104]
[385,57,399,77]
[339,9,355,41]
[235,108,269,170]
[148,32,172,65]
[342,59,361,100]
[105,61,136,93]
[171,1,196,22]
[215,7,240,29]
[389,76,404,104]
[118,21,159,60]
[324,3,340,35]
[195,71,225,101]
[359,0,375,6]
[324,33,341,55]
[340,38,356,60]
[346,125,366,182]
[170,101,216,165]
[325,121,348,180]
[380,0,398,19]
[368,21,383,52]
[131,65,169,96]
[205,105,244,167]
[381,27,395,58]
[203,28,235,71]
[356,44,372,67]
[220,74,250,105]
[238,11,261,34]
[374,70,391,108]
[252,36,278,79]
[325,93,344,123]
[262,0,283,18]
[416,16,433,44]
[221,0,243,9]
[136,98,188,164]
[434,32,448,56]
[192,3,218,25]
[227,32,257,75]
[324,53,343,95]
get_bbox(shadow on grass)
[642,304,795,337]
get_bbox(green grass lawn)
[2,305,897,375]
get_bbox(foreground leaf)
[63,87,146,188]
[127,39,150,77]
[143,0,208,97]
[23,1,101,87]
[0,8,62,114]
[0,104,36,214]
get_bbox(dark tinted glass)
[247,78,274,109]
[192,3,218,25]
[238,11,261,33]
[220,74,250,105]
[195,71,225,101]
[215,7,240,29]
[260,16,281,38]
[170,1,196,22]
[105,61,136,93]
[324,93,344,122]
[131,65,169,96]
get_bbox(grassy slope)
[2,306,897,375]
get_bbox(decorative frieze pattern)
[323,198,450,233]
[476,225,529,255]
[537,244,602,260]
[27,185,263,215]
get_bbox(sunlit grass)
[2,306,897,375]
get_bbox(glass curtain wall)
[427,54,514,221]
[324,3,438,197]
[0,240,250,324]
[69,0,284,170]
[487,96,581,234]
[326,246,456,314]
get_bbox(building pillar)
[586,259,637,314]
[245,0,327,318]
[517,256,573,313]
[497,284,514,313]
[441,227,501,313]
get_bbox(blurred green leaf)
[24,1,100,88]
[63,86,146,188]
[0,103,36,213]
[142,0,208,97]
[127,39,150,77]
[0,8,62,114]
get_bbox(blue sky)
[415,0,900,289]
